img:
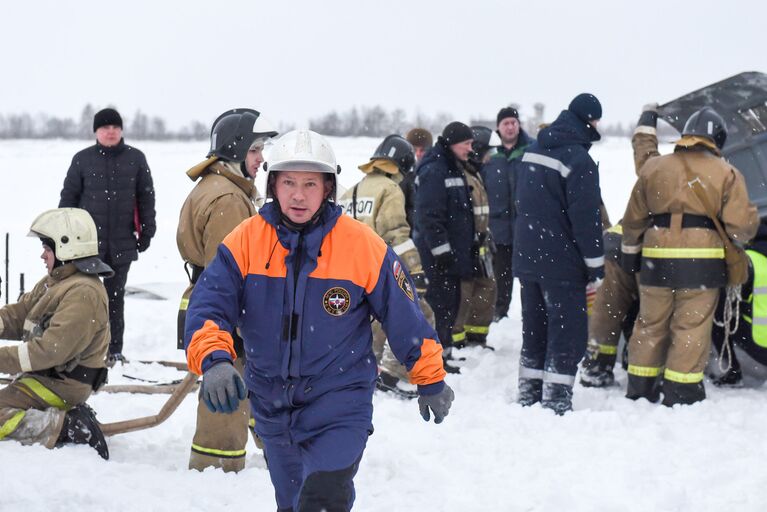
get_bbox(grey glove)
[418,383,454,424]
[201,362,247,414]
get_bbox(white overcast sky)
[2,0,764,131]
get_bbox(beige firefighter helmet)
[28,208,99,261]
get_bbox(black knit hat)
[496,107,519,125]
[568,94,602,123]
[441,121,473,145]
[93,108,123,132]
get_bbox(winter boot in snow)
[56,404,109,460]
[541,382,573,415]
[517,378,542,406]
[712,367,743,388]
[376,371,418,400]
[580,358,615,388]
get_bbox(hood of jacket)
[537,110,601,150]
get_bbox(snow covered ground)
[2,137,766,512]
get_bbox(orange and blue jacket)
[185,202,445,436]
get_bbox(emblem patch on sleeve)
[392,261,415,301]
[322,287,351,316]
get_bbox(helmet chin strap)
[278,200,329,232]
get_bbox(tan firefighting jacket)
[464,162,490,239]
[339,160,423,273]
[621,133,758,289]
[177,161,260,267]
[0,264,109,398]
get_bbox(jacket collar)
[48,263,79,284]
[96,138,126,156]
[208,161,258,198]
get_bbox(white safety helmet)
[266,130,340,175]
[28,208,99,261]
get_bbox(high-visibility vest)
[744,250,767,348]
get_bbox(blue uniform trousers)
[519,279,587,382]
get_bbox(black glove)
[410,271,429,293]
[637,102,659,128]
[587,265,604,283]
[418,382,454,424]
[433,251,455,272]
[201,362,247,414]
[137,235,151,253]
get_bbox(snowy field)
[2,137,767,512]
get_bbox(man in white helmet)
[177,108,278,472]
[184,130,454,511]
[0,208,112,459]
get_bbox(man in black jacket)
[59,108,156,365]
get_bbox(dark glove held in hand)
[201,362,247,414]
[137,235,151,253]
[418,383,454,424]
[434,251,454,271]
[410,271,429,292]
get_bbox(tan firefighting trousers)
[372,296,435,382]
[453,276,497,345]
[628,286,718,384]
[189,357,254,472]
[586,259,639,363]
[0,376,88,448]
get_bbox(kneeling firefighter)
[0,208,112,459]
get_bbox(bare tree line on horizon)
[0,104,655,140]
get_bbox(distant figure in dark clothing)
[59,107,156,366]
[480,107,534,320]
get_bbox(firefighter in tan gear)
[621,106,758,406]
[339,134,434,398]
[177,108,277,472]
[452,126,498,350]
[579,106,664,387]
[0,208,111,459]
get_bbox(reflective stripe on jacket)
[621,133,758,289]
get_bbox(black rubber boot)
[662,381,705,407]
[712,367,743,387]
[541,382,573,415]
[56,404,109,460]
[626,374,661,403]
[580,357,615,388]
[517,378,542,406]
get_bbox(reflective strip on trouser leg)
[464,325,489,335]
[0,410,26,440]
[451,331,466,343]
[542,371,576,386]
[664,368,704,384]
[597,344,618,355]
[627,365,661,377]
[519,366,544,380]
[191,443,246,459]
[17,378,68,410]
